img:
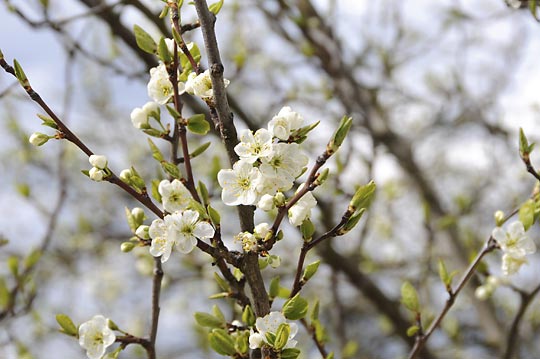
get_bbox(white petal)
[194,221,215,239]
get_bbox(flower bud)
[258,194,275,211]
[89,155,108,169]
[474,285,491,301]
[135,225,150,239]
[89,167,105,182]
[254,222,270,239]
[28,132,49,146]
[119,169,133,183]
[274,192,286,207]
[131,207,145,224]
[494,210,505,227]
[120,242,135,252]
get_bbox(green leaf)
[327,116,352,153]
[407,325,419,337]
[401,281,420,313]
[274,323,290,350]
[310,299,320,321]
[7,256,18,277]
[207,205,221,226]
[213,272,229,292]
[190,142,211,158]
[209,0,224,15]
[187,114,210,135]
[56,314,78,336]
[340,208,366,234]
[161,161,181,179]
[194,312,224,328]
[157,37,171,63]
[302,260,320,282]
[519,127,535,157]
[234,330,249,354]
[198,181,209,206]
[13,59,29,87]
[208,328,236,356]
[349,180,376,211]
[0,277,9,307]
[211,305,225,323]
[125,207,138,232]
[282,294,308,320]
[151,179,162,203]
[438,258,449,286]
[147,139,164,162]
[269,276,280,298]
[165,105,181,120]
[24,249,41,269]
[300,218,315,240]
[37,114,58,129]
[281,348,301,359]
[519,199,535,231]
[242,305,255,327]
[133,24,157,54]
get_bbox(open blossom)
[147,63,185,104]
[149,210,215,262]
[492,221,536,258]
[268,106,304,140]
[492,221,536,275]
[259,143,308,192]
[234,129,273,163]
[218,160,262,206]
[78,315,116,359]
[185,69,229,98]
[288,189,317,227]
[249,311,298,349]
[235,231,258,252]
[158,179,191,213]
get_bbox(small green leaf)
[269,276,280,298]
[121,242,135,252]
[235,330,249,354]
[161,161,181,179]
[133,24,157,54]
[56,314,78,336]
[300,218,315,241]
[340,208,366,234]
[282,294,308,320]
[209,0,224,15]
[407,325,419,337]
[157,37,171,63]
[438,259,449,286]
[519,199,535,231]
[274,323,290,350]
[147,139,164,162]
[211,305,225,323]
[242,305,255,327]
[281,348,301,359]
[37,114,58,129]
[16,183,30,198]
[165,105,181,120]
[302,260,320,282]
[7,256,18,277]
[187,114,210,135]
[327,116,353,153]
[213,272,230,292]
[190,142,211,158]
[349,180,376,211]
[207,205,221,226]
[13,59,29,87]
[0,277,9,307]
[194,312,224,328]
[310,299,320,321]
[151,179,162,203]
[401,281,420,313]
[125,207,137,232]
[208,328,236,356]
[24,249,41,269]
[198,181,209,206]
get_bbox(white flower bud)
[131,207,145,223]
[475,285,490,301]
[130,107,148,129]
[89,167,105,182]
[254,222,270,239]
[89,155,108,169]
[119,169,133,182]
[142,101,160,118]
[258,194,275,211]
[29,132,49,146]
[135,225,150,239]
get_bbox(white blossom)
[502,253,528,276]
[89,155,108,169]
[185,69,229,99]
[288,190,317,227]
[254,222,271,239]
[217,160,262,206]
[78,315,116,359]
[234,129,274,163]
[158,179,191,213]
[89,167,105,182]
[248,311,298,349]
[235,231,258,252]
[268,106,304,140]
[130,101,160,129]
[259,143,308,192]
[147,63,184,104]
[149,210,214,262]
[492,221,536,259]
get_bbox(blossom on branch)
[78,315,116,359]
[268,106,304,140]
[185,69,229,99]
[288,188,317,227]
[158,179,191,213]
[248,311,298,350]
[234,128,273,164]
[217,160,262,206]
[492,221,536,275]
[149,210,214,262]
[147,63,183,104]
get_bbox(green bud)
[13,59,30,88]
[187,114,210,135]
[276,230,284,241]
[55,314,78,336]
[242,305,255,327]
[494,210,505,227]
[24,249,41,269]
[107,319,120,331]
[209,0,224,15]
[339,208,366,234]
[401,281,420,313]
[133,24,157,54]
[519,199,535,231]
[310,299,320,321]
[282,294,308,320]
[300,218,315,241]
[327,116,352,153]
[235,330,249,354]
[37,114,58,129]
[208,329,236,356]
[274,323,291,350]
[28,132,50,146]
[519,127,535,158]
[302,260,320,282]
[281,348,301,359]
[121,242,135,253]
[407,325,419,337]
[7,256,18,277]
[314,168,329,186]
[349,180,376,212]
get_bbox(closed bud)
[274,323,290,350]
[327,116,352,153]
[89,167,105,182]
[29,132,50,146]
[274,192,286,207]
[89,155,108,169]
[135,225,150,239]
[494,210,505,227]
[120,242,135,252]
[313,168,329,186]
[131,208,145,225]
[119,169,133,183]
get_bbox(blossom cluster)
[88,155,108,182]
[492,221,536,275]
[146,179,215,263]
[217,107,317,227]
